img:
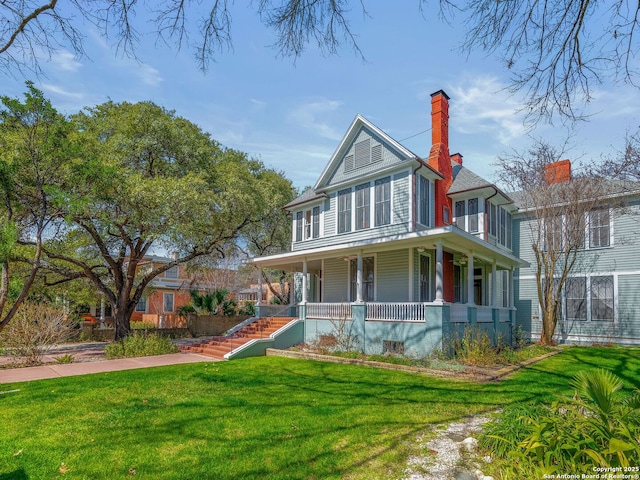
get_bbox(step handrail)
[225,303,298,354]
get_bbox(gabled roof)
[313,115,428,191]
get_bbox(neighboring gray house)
[513,175,640,346]
[251,90,526,357]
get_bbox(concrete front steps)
[181,317,302,360]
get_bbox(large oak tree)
[1,86,294,339]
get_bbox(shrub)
[131,321,155,330]
[104,332,179,359]
[0,302,76,365]
[452,326,503,366]
[480,369,640,477]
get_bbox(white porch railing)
[450,304,469,323]
[366,302,427,322]
[306,303,352,320]
[477,306,494,323]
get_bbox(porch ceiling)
[251,226,528,273]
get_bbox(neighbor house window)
[135,297,147,313]
[590,208,610,248]
[418,175,430,226]
[355,183,370,230]
[591,276,614,321]
[165,266,178,279]
[374,177,391,226]
[565,277,586,320]
[338,188,352,233]
[163,293,174,313]
[312,206,320,238]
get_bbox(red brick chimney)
[427,90,453,226]
[545,159,571,184]
[451,153,463,165]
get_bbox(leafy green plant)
[104,332,178,359]
[451,326,502,366]
[480,369,640,477]
[56,354,75,364]
[238,301,256,316]
[130,321,155,330]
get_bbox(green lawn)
[1,347,639,480]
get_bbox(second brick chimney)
[545,159,571,184]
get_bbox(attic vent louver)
[371,144,382,163]
[344,154,354,172]
[354,138,371,168]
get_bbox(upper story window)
[295,206,321,242]
[418,175,430,226]
[541,207,612,251]
[165,266,178,278]
[375,177,391,226]
[488,202,512,249]
[338,188,352,233]
[454,198,480,234]
[355,183,371,230]
[589,208,610,248]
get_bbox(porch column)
[256,267,262,306]
[467,252,475,305]
[356,250,363,303]
[301,259,308,305]
[99,296,105,328]
[491,261,498,307]
[435,242,444,303]
[290,269,295,304]
[509,267,515,308]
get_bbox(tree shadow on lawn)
[0,469,29,480]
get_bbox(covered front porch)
[252,226,526,356]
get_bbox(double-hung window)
[565,277,587,320]
[418,176,430,226]
[312,206,320,238]
[468,198,479,232]
[374,177,391,226]
[591,276,614,321]
[454,201,465,229]
[338,188,352,233]
[590,208,610,248]
[355,183,370,230]
[295,211,303,241]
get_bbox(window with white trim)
[355,183,370,230]
[338,188,352,233]
[295,211,303,242]
[135,297,147,313]
[312,206,320,238]
[589,208,611,248]
[165,266,178,279]
[565,277,586,320]
[163,293,174,313]
[591,276,614,321]
[374,177,391,226]
[488,202,512,248]
[418,175,430,226]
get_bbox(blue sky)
[3,2,640,190]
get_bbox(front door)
[420,254,430,302]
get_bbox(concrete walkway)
[0,343,217,385]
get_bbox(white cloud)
[51,50,82,72]
[41,83,84,100]
[137,64,163,87]
[449,76,530,145]
[250,98,267,109]
[288,99,344,141]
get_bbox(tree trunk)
[113,307,133,340]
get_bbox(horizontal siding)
[291,170,413,252]
[323,258,349,303]
[326,127,409,187]
[376,250,410,302]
